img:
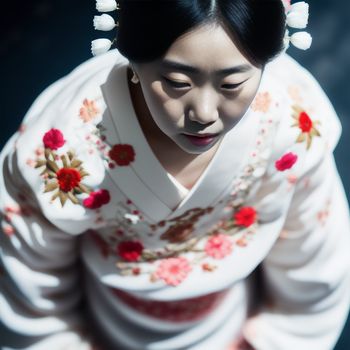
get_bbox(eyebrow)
[161,59,252,75]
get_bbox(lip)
[182,133,219,147]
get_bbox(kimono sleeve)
[243,67,350,350]
[0,88,98,349]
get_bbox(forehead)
[161,23,251,70]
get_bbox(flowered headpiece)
[91,0,312,56]
[281,0,312,50]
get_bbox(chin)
[175,139,219,155]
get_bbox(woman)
[1,1,349,349]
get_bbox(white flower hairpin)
[283,1,313,51]
[90,0,312,56]
[91,0,120,56]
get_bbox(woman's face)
[133,23,263,155]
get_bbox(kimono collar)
[101,61,259,223]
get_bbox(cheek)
[145,82,184,124]
[220,87,260,127]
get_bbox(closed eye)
[221,82,244,90]
[163,77,191,89]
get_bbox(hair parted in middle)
[116,0,286,66]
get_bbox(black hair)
[116,0,286,66]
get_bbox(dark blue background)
[1,1,349,348]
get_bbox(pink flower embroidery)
[205,234,233,259]
[251,92,272,113]
[43,129,65,150]
[83,189,111,209]
[287,174,298,184]
[275,152,298,171]
[79,99,100,123]
[155,257,192,286]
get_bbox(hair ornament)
[91,0,312,56]
[283,1,312,51]
[91,1,120,56]
[96,0,119,12]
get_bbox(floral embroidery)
[160,208,213,243]
[153,257,192,286]
[95,204,258,267]
[83,189,111,209]
[275,152,298,171]
[202,263,217,272]
[56,168,82,192]
[236,236,248,247]
[161,222,194,243]
[117,240,144,262]
[291,105,321,149]
[88,92,277,286]
[36,129,91,206]
[109,144,135,166]
[234,207,257,228]
[79,99,100,123]
[251,92,272,113]
[35,129,112,209]
[124,213,141,224]
[205,234,233,259]
[35,147,91,206]
[43,128,65,150]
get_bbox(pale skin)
[126,22,262,350]
[128,22,263,192]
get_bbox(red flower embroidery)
[275,152,298,172]
[154,257,192,286]
[205,234,233,259]
[234,207,257,228]
[292,106,321,150]
[117,240,144,262]
[298,111,313,132]
[43,129,65,150]
[83,189,111,209]
[109,144,135,166]
[56,168,82,192]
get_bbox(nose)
[188,88,219,125]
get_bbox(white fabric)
[1,50,350,350]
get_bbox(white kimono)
[1,50,350,350]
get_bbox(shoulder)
[261,54,342,177]
[3,50,129,234]
[20,49,128,130]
